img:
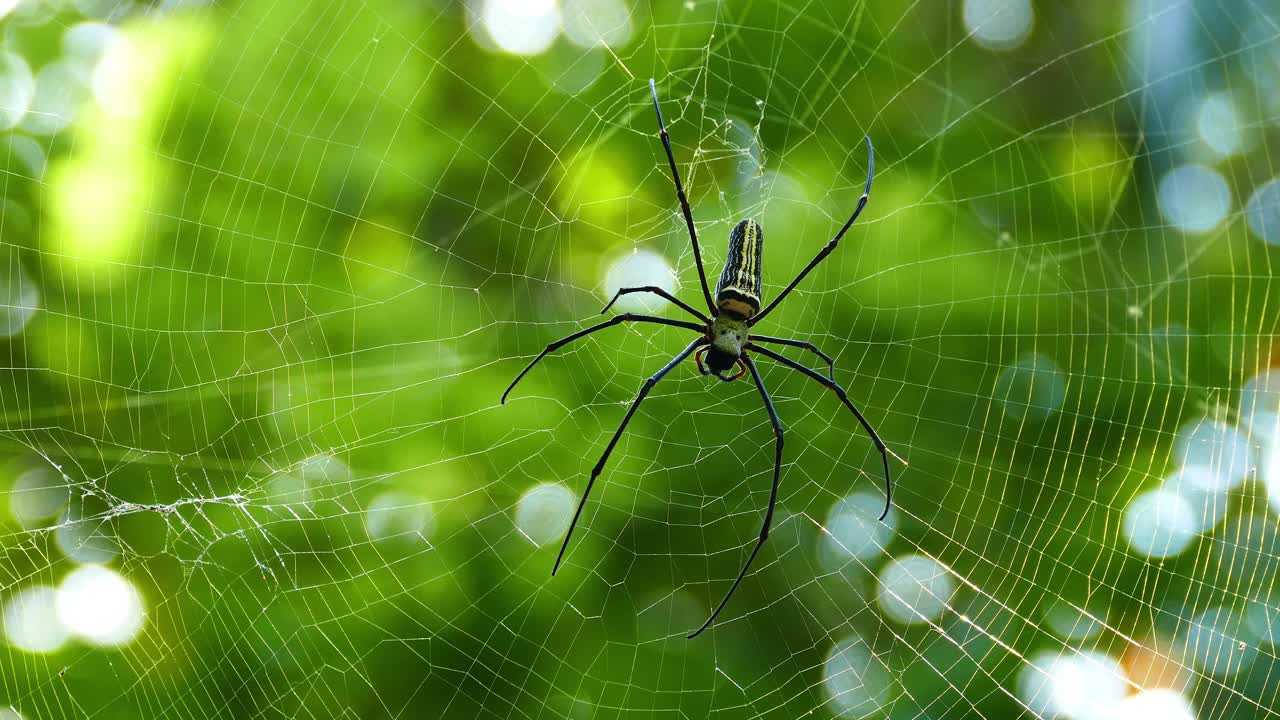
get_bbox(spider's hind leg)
[688,354,782,638]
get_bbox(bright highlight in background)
[1198,92,1243,157]
[1187,607,1256,677]
[8,466,68,526]
[603,250,677,314]
[1114,689,1196,720]
[822,636,889,718]
[1173,417,1254,491]
[56,506,119,564]
[1246,178,1280,246]
[1157,164,1231,234]
[820,492,896,569]
[876,554,954,624]
[1018,651,1133,719]
[561,0,631,49]
[56,566,144,646]
[963,0,1034,51]
[22,60,90,136]
[995,353,1065,421]
[0,52,34,130]
[1123,488,1197,558]
[1049,652,1127,718]
[1162,466,1227,532]
[482,0,560,56]
[366,493,435,546]
[516,483,574,547]
[2,586,68,653]
[0,258,39,337]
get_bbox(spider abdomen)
[716,218,763,319]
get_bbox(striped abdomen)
[716,219,764,319]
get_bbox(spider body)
[716,218,764,319]
[702,313,748,379]
[502,79,894,638]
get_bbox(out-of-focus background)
[0,0,1278,717]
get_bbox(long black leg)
[650,78,717,316]
[688,355,782,638]
[502,314,704,404]
[750,136,874,326]
[601,286,710,324]
[748,334,836,381]
[553,337,706,575]
[748,343,893,521]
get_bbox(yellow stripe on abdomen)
[715,218,764,318]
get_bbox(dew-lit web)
[2,0,1280,718]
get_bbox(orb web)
[0,1,1278,719]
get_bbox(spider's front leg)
[502,314,704,404]
[748,334,836,381]
[601,286,709,324]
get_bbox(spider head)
[701,315,747,380]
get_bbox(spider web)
[1,0,1279,718]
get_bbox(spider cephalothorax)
[699,314,748,380]
[502,79,893,638]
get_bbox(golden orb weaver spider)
[502,79,893,638]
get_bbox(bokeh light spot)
[963,0,1034,51]
[1043,602,1103,640]
[63,22,120,63]
[1186,607,1256,677]
[1049,651,1127,719]
[9,466,69,526]
[1246,178,1280,246]
[0,52,35,130]
[561,0,632,49]
[481,0,560,56]
[21,60,91,136]
[876,554,954,624]
[0,258,39,337]
[1197,92,1243,157]
[56,566,144,646]
[516,483,574,547]
[822,635,889,718]
[1157,164,1231,234]
[1123,489,1197,558]
[819,491,896,569]
[55,505,120,564]
[1161,466,1227,532]
[995,353,1066,421]
[602,250,677,313]
[2,586,68,653]
[1172,417,1254,491]
[1112,690,1196,720]
[366,492,435,546]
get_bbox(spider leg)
[695,346,712,375]
[749,137,874,327]
[748,334,836,381]
[502,314,704,404]
[553,337,707,576]
[688,355,782,638]
[748,343,893,521]
[601,286,710,324]
[650,78,717,316]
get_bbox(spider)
[502,79,893,638]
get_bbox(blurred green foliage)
[0,1,1278,719]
